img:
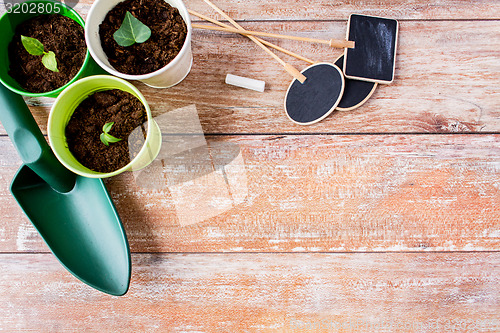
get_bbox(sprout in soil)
[100,122,122,146]
[21,35,59,72]
[113,11,151,47]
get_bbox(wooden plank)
[1,134,499,253]
[1,20,498,134]
[3,1,499,25]
[188,0,500,21]
[0,252,499,332]
[5,0,490,21]
[59,0,500,21]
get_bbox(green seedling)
[113,11,151,47]
[100,122,122,146]
[21,35,59,72]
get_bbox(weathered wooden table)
[1,0,499,331]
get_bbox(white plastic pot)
[85,0,192,88]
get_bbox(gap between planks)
[191,18,500,23]
[4,250,499,254]
[1,133,499,140]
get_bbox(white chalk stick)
[225,74,265,92]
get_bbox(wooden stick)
[189,9,316,65]
[191,23,355,49]
[200,0,307,83]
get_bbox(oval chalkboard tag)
[284,63,344,125]
[334,54,377,111]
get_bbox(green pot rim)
[0,0,92,98]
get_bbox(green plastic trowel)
[0,83,131,296]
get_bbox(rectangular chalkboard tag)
[343,14,399,84]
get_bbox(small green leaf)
[21,36,59,72]
[104,133,122,143]
[21,35,45,56]
[100,132,110,146]
[102,122,115,133]
[100,122,122,146]
[41,51,59,72]
[113,11,151,47]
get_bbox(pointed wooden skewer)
[200,0,307,83]
[189,9,316,65]
[192,23,355,49]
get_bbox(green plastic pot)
[48,75,162,178]
[0,0,103,98]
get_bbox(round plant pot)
[85,0,192,88]
[0,0,102,98]
[48,75,162,178]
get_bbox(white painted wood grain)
[42,0,500,21]
[0,252,499,332]
[1,134,498,253]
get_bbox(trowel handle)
[0,84,75,193]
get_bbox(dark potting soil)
[65,89,147,173]
[99,0,187,75]
[8,14,86,93]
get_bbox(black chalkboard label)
[344,14,399,84]
[284,63,344,125]
[334,55,377,111]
